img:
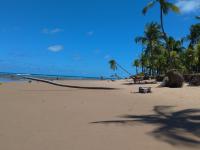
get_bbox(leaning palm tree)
[109,60,117,71]
[109,59,132,76]
[142,0,179,39]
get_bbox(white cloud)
[48,45,64,52]
[176,0,200,14]
[42,28,63,34]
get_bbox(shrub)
[183,74,193,82]
[166,70,184,88]
[189,74,200,86]
[156,75,165,82]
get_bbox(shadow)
[22,77,119,90]
[91,106,200,147]
[122,82,134,85]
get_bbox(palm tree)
[142,0,180,66]
[135,22,163,75]
[142,0,179,38]
[196,16,200,20]
[133,59,140,75]
[108,59,132,76]
[187,23,200,48]
[109,60,117,71]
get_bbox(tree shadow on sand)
[91,106,200,148]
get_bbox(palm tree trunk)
[136,67,138,75]
[160,6,171,68]
[160,7,166,37]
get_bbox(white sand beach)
[0,80,200,150]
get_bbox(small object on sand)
[139,87,152,93]
[28,80,32,83]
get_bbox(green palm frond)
[142,1,156,15]
[135,37,147,44]
[165,2,180,13]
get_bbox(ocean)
[0,72,113,82]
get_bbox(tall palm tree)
[135,22,162,75]
[187,23,200,48]
[142,0,179,39]
[142,0,179,66]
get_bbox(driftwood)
[21,77,118,90]
[139,87,152,93]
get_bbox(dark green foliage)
[183,74,193,83]
[156,74,165,82]
[188,24,200,48]
[189,74,200,86]
[166,70,184,88]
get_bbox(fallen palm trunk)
[21,76,118,90]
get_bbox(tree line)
[110,0,200,77]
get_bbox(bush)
[166,70,184,88]
[183,74,193,82]
[189,74,200,86]
[156,75,165,82]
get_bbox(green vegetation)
[134,0,200,76]
[108,0,200,87]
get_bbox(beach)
[0,80,200,150]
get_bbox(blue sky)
[0,0,199,77]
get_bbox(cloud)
[86,31,94,36]
[48,45,64,52]
[42,28,63,34]
[175,0,200,14]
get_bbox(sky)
[0,0,199,77]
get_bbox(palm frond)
[165,2,180,13]
[142,1,156,15]
[196,16,200,19]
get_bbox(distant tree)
[135,22,163,75]
[109,59,117,71]
[133,59,140,75]
[108,60,132,76]
[188,23,200,48]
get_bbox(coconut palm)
[142,0,179,66]
[142,0,179,38]
[109,59,117,71]
[188,23,200,48]
[108,59,132,76]
[135,22,163,75]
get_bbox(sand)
[0,79,200,150]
